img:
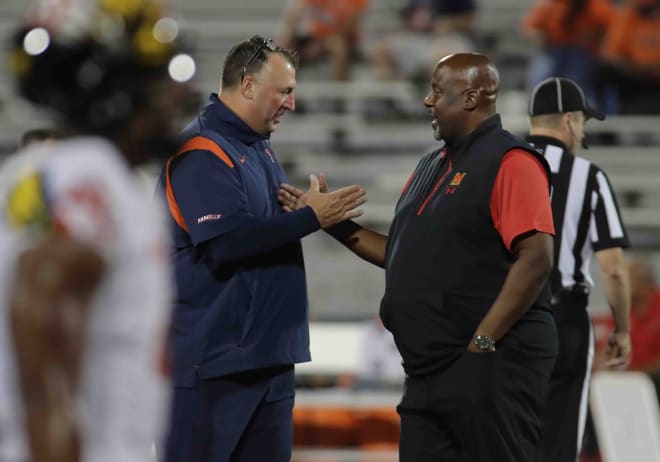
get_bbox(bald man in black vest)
[281,53,559,461]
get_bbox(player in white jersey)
[0,138,172,462]
[0,1,196,461]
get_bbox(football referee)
[526,77,632,462]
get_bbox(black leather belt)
[551,283,590,306]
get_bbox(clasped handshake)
[278,173,367,228]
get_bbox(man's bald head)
[436,53,499,109]
[424,53,500,144]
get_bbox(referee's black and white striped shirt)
[526,135,630,293]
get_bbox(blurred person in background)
[599,0,660,114]
[158,35,367,462]
[0,0,195,461]
[584,255,657,462]
[354,315,405,388]
[522,0,614,108]
[18,128,61,148]
[608,256,660,377]
[326,315,405,390]
[370,0,476,86]
[278,0,371,81]
[281,52,558,462]
[526,77,631,462]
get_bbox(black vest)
[380,115,553,376]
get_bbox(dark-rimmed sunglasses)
[241,36,277,81]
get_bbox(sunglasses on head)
[241,36,277,81]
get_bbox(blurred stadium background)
[0,1,659,461]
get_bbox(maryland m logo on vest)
[445,172,467,195]
[449,172,467,186]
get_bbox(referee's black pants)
[398,349,556,462]
[538,294,592,462]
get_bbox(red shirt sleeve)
[490,148,555,251]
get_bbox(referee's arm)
[592,167,632,367]
[596,247,632,367]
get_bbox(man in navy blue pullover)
[158,35,367,462]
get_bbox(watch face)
[475,336,494,351]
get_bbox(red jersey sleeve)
[490,148,555,251]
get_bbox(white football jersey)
[0,137,172,462]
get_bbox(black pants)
[398,349,555,462]
[538,295,592,462]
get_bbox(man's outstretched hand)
[278,173,366,228]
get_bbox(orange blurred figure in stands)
[278,0,371,80]
[599,0,660,114]
[521,0,614,105]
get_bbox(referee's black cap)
[529,77,605,121]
